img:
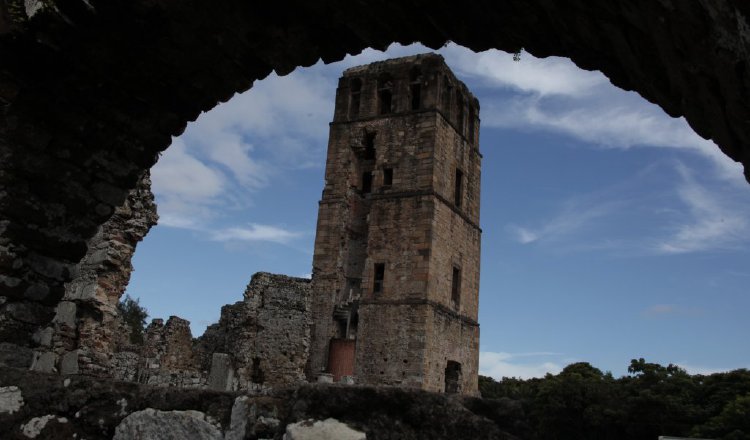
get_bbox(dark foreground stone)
[0,367,521,439]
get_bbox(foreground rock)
[0,367,521,439]
[284,418,366,440]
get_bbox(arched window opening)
[350,78,362,119]
[409,66,422,110]
[378,74,393,114]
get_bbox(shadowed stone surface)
[106,273,311,391]
[0,367,522,439]
[284,418,366,440]
[0,0,749,367]
[113,409,223,440]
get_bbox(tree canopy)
[479,360,750,440]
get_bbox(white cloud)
[483,95,743,182]
[152,139,225,201]
[653,164,749,254]
[210,223,301,244]
[508,225,540,244]
[506,159,750,256]
[507,199,622,245]
[676,363,749,376]
[151,139,228,228]
[444,46,606,97]
[480,351,563,379]
[435,45,746,184]
[150,65,337,230]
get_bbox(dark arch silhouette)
[0,0,748,356]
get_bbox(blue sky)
[127,43,750,380]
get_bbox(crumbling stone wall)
[111,272,312,392]
[119,316,206,388]
[199,272,312,389]
[5,171,158,375]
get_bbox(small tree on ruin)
[117,294,148,344]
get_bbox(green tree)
[117,294,148,344]
[621,358,700,439]
[530,363,624,440]
[692,394,750,440]
[477,360,750,440]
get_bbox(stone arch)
[1,0,749,369]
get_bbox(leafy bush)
[117,294,148,344]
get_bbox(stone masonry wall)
[309,54,482,395]
[25,171,158,376]
[355,303,429,388]
[199,272,312,390]
[111,272,312,392]
[423,306,480,394]
[2,2,750,394]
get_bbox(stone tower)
[308,53,481,395]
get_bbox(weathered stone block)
[113,409,222,440]
[53,301,76,327]
[207,353,234,391]
[60,350,79,375]
[283,418,366,440]
[0,386,23,415]
[29,351,56,373]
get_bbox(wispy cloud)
[151,139,228,229]
[652,164,749,254]
[676,363,749,376]
[507,199,622,246]
[508,226,540,244]
[151,66,336,228]
[444,46,606,97]
[438,44,744,184]
[506,160,750,256]
[210,223,301,244]
[480,351,564,379]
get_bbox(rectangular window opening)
[456,92,464,135]
[410,84,421,110]
[362,172,373,194]
[442,78,452,117]
[379,90,392,114]
[454,169,463,208]
[350,94,360,118]
[373,263,385,294]
[451,266,461,306]
[383,168,393,186]
[363,132,376,160]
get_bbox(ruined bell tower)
[308,53,481,395]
